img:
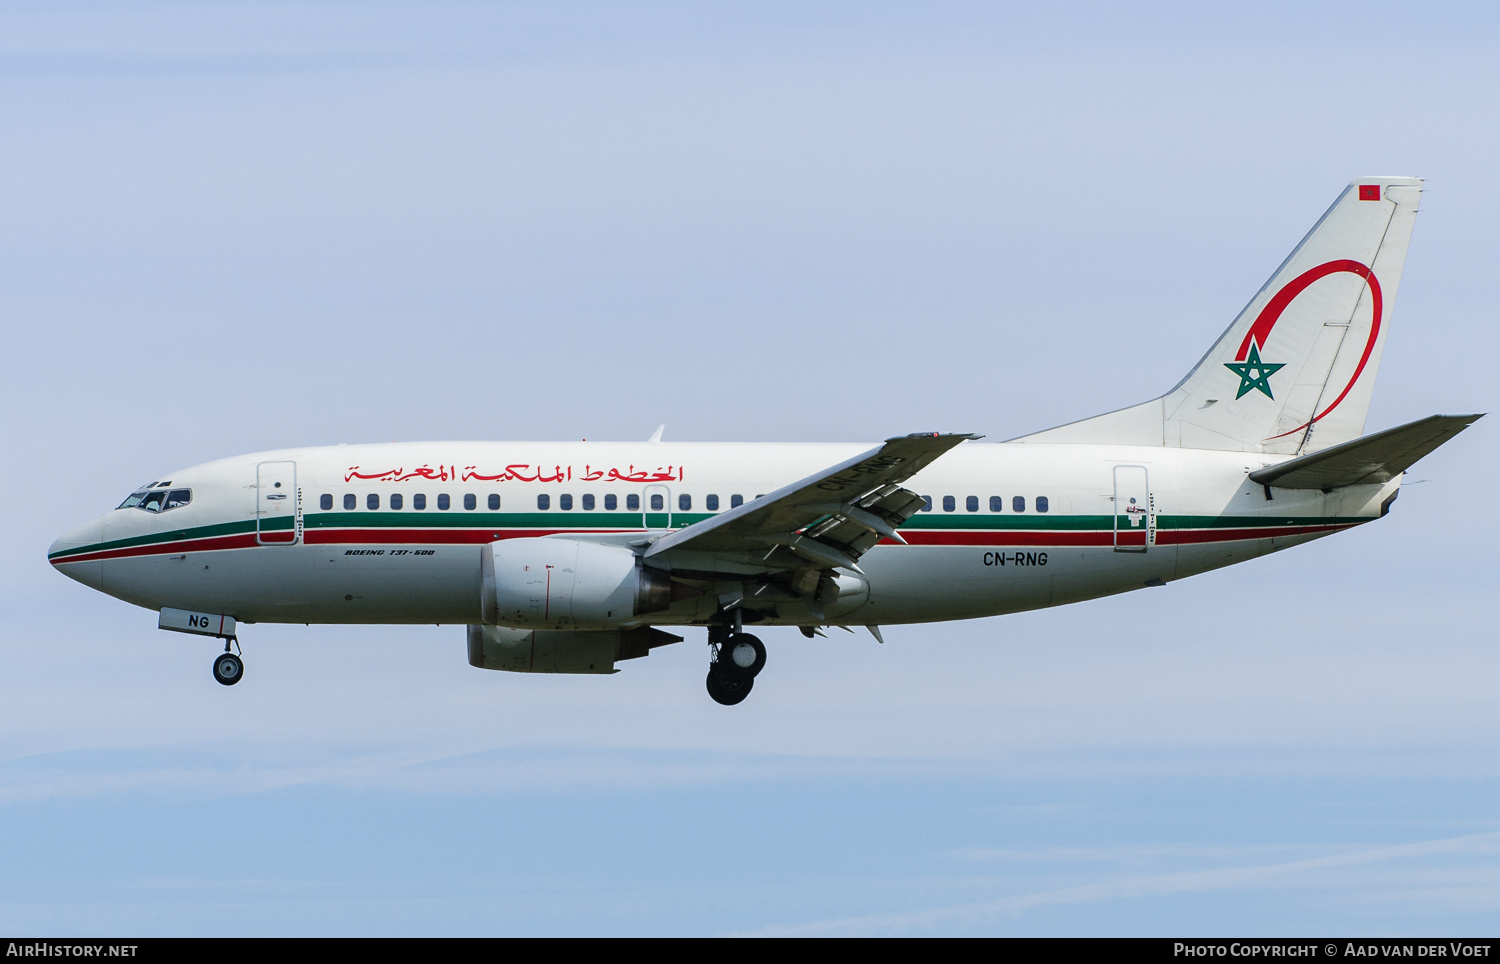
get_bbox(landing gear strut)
[212,638,244,686]
[705,617,766,706]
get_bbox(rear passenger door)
[1112,464,1151,552]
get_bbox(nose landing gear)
[212,638,244,686]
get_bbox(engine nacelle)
[481,538,673,630]
[826,570,870,618]
[467,624,682,674]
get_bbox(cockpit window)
[118,488,191,512]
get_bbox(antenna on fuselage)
[647,424,665,443]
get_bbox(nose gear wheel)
[213,652,244,686]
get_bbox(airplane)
[48,176,1480,705]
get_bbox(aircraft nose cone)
[49,518,106,591]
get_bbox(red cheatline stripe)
[49,521,1365,566]
[303,528,620,546]
[1157,522,1358,545]
[49,532,262,565]
[902,523,1353,548]
[901,530,1115,547]
[49,527,628,564]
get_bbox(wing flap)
[1249,413,1482,489]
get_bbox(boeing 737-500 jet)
[49,177,1480,704]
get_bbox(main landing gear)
[212,638,244,686]
[706,623,766,706]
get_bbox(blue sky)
[2,1,1498,935]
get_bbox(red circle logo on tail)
[1228,259,1383,440]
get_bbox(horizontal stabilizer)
[1249,414,1483,489]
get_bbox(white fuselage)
[48,440,1395,629]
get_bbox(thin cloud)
[743,830,1500,936]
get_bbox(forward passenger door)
[256,461,300,545]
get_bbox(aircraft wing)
[643,433,978,573]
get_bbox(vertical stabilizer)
[1015,178,1423,454]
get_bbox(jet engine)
[466,624,682,674]
[481,538,682,631]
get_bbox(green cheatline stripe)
[48,518,259,559]
[47,515,297,560]
[904,513,1343,530]
[906,513,1110,531]
[51,509,1353,561]
[303,510,1131,532]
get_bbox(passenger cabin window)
[367,494,379,510]
[537,494,550,510]
[966,496,979,512]
[488,494,500,510]
[707,494,719,511]
[320,494,333,510]
[990,496,1002,512]
[650,494,664,511]
[582,494,595,510]
[437,494,450,510]
[730,494,744,508]
[413,494,427,510]
[391,493,403,510]
[560,494,573,510]
[942,495,955,512]
[1013,496,1026,512]
[464,493,476,510]
[344,494,356,510]
[679,494,691,511]
[921,495,933,511]
[1036,496,1049,513]
[627,494,640,511]
[604,494,617,510]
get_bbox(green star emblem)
[1224,340,1285,400]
